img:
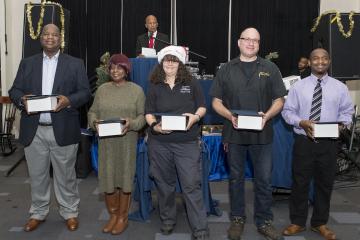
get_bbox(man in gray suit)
[9,24,91,232]
[135,15,170,56]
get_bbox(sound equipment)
[22,3,70,58]
[336,151,350,174]
[313,13,360,80]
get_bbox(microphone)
[147,33,207,59]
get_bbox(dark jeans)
[228,143,273,227]
[290,135,337,227]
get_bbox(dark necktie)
[309,79,322,121]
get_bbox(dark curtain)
[56,0,319,76]
[58,0,171,76]
[53,0,88,127]
[53,0,87,65]
[122,0,171,58]
[231,0,319,76]
[86,0,124,77]
[176,0,229,74]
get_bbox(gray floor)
[1,146,360,240]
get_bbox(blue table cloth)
[199,79,224,124]
[129,58,158,95]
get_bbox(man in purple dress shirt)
[281,48,354,240]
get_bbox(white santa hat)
[157,45,186,64]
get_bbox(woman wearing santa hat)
[145,46,209,240]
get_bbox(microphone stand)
[151,36,207,59]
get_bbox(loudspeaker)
[313,13,360,80]
[22,3,70,58]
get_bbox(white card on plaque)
[314,123,339,138]
[141,47,157,57]
[233,110,263,131]
[98,120,125,137]
[161,115,187,131]
[27,96,58,113]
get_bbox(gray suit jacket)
[9,53,91,146]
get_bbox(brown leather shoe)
[66,217,79,231]
[311,225,336,240]
[283,224,306,236]
[24,218,44,232]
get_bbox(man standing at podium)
[210,27,286,240]
[9,24,90,232]
[135,15,170,56]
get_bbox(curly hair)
[149,56,192,84]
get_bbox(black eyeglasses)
[240,37,260,44]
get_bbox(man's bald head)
[145,15,158,33]
[41,23,60,35]
[238,27,260,61]
[240,27,260,40]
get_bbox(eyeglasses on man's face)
[240,37,260,45]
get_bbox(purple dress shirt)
[281,74,354,136]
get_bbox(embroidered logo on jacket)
[180,85,191,93]
[258,71,270,77]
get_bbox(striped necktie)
[309,79,322,121]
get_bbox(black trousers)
[147,138,208,233]
[289,134,337,227]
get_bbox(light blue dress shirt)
[282,73,354,136]
[39,51,59,123]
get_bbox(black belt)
[39,122,52,126]
[295,134,337,142]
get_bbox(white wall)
[0,0,40,96]
[0,0,7,96]
[320,0,360,12]
[320,0,360,107]
[0,0,40,138]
